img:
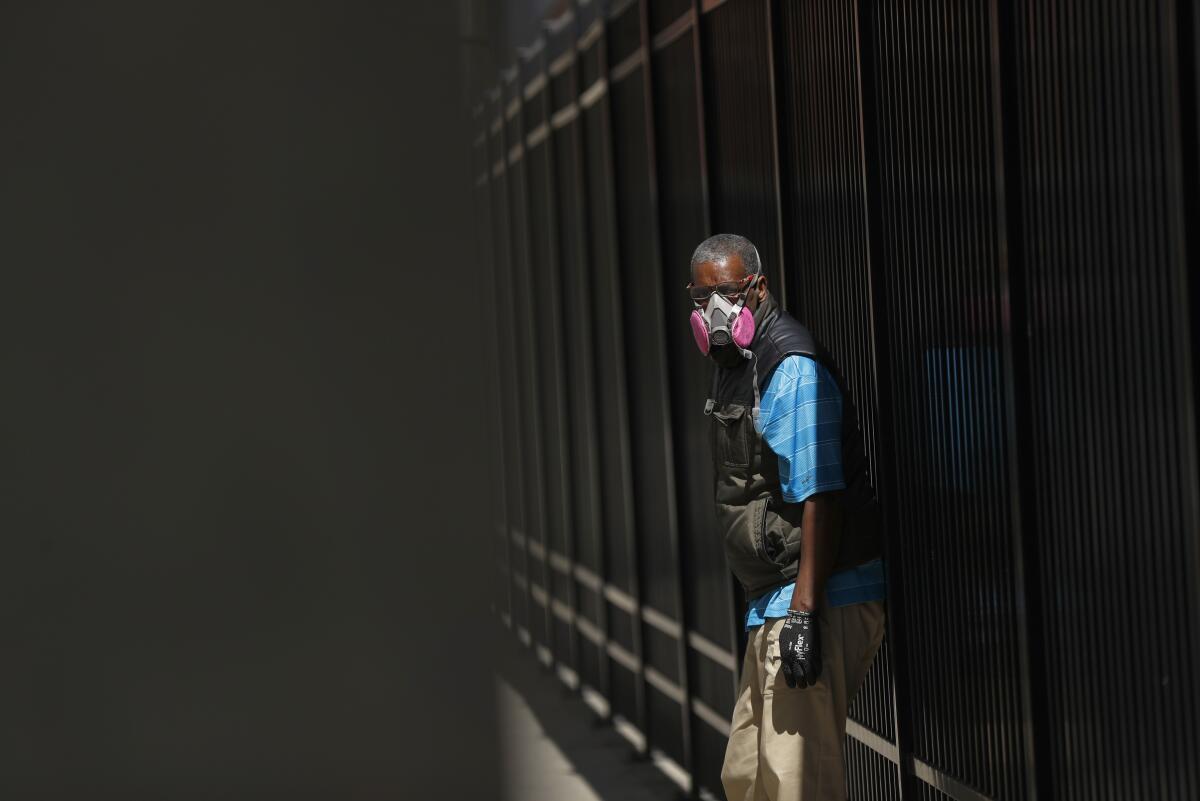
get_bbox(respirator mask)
[688,273,760,368]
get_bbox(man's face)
[691,253,768,310]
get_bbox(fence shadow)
[497,634,687,801]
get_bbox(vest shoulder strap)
[751,309,820,393]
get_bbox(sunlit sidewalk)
[498,644,684,801]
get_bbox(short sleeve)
[757,355,845,503]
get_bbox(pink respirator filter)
[689,310,711,354]
[730,307,755,348]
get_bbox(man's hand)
[778,609,821,688]
[781,490,838,689]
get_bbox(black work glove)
[778,609,821,689]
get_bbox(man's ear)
[756,274,768,302]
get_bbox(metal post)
[853,2,916,797]
[643,1,701,793]
[471,103,511,627]
[576,3,618,717]
[512,57,555,663]
[989,1,1049,798]
[525,37,567,675]
[1174,0,1200,759]
[607,0,651,753]
[499,68,536,654]
[760,0,788,309]
[548,5,591,692]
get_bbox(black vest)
[708,292,882,599]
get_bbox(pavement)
[497,638,686,801]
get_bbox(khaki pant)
[721,601,886,801]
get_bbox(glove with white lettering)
[778,609,821,689]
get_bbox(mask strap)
[734,273,757,312]
[704,366,719,415]
[739,274,762,428]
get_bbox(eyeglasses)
[686,274,755,304]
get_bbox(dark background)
[0,2,499,799]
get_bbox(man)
[687,233,887,801]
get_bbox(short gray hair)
[690,233,762,279]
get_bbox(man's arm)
[757,355,846,688]
[757,355,846,614]
[779,494,841,688]
[789,490,843,614]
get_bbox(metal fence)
[469,1,1200,799]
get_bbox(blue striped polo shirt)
[745,354,886,630]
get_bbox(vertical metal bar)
[641,0,697,791]
[718,0,745,703]
[555,13,586,690]
[586,9,618,717]
[761,0,788,309]
[554,0,583,695]
[474,105,510,627]
[1169,0,1200,782]
[612,0,651,750]
[853,2,914,798]
[469,108,496,612]
[533,38,569,676]
[502,67,536,653]
[517,53,556,667]
[1176,0,1200,767]
[689,4,713,235]
[559,4,578,695]
[492,97,517,633]
[675,3,704,794]
[561,17,580,690]
[492,89,518,639]
[990,1,1049,798]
